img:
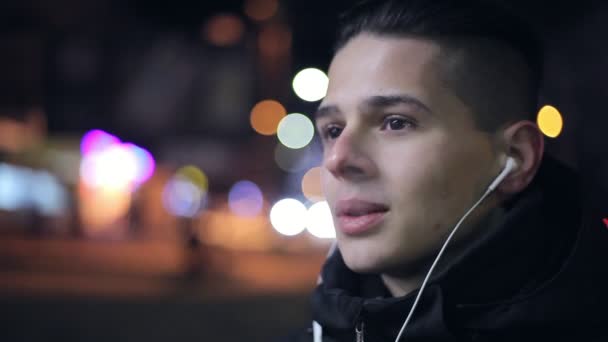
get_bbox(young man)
[287,0,608,341]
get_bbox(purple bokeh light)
[80,129,120,156]
[228,180,264,217]
[80,129,156,189]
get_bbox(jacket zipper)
[355,320,365,342]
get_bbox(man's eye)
[381,116,415,131]
[321,125,343,140]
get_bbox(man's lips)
[335,199,389,216]
[335,199,389,235]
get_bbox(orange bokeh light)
[250,99,287,135]
[258,24,292,58]
[204,14,245,47]
[302,166,324,202]
[0,108,46,153]
[244,0,279,21]
[78,181,132,233]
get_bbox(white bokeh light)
[80,145,138,190]
[0,164,68,216]
[306,201,336,239]
[31,172,68,216]
[270,198,308,236]
[0,164,30,211]
[292,68,329,102]
[277,113,315,149]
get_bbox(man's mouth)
[335,199,389,235]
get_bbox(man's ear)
[497,120,545,194]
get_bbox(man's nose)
[323,129,377,181]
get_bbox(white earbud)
[487,156,518,192]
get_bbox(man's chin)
[340,243,431,277]
[337,237,393,274]
[344,260,385,275]
[340,250,392,275]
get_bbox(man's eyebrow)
[313,94,431,122]
[313,105,341,121]
[362,94,432,114]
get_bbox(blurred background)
[0,0,607,341]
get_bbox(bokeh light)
[79,182,132,231]
[258,24,292,58]
[80,144,138,191]
[204,14,245,47]
[277,113,315,149]
[306,201,336,239]
[229,180,264,217]
[80,130,155,191]
[270,198,307,236]
[0,118,26,153]
[0,163,32,211]
[0,164,69,216]
[163,166,209,218]
[250,99,287,136]
[123,143,156,185]
[176,165,208,193]
[80,129,120,155]
[30,172,69,216]
[244,0,279,21]
[292,68,329,102]
[302,166,324,202]
[162,177,206,218]
[537,105,563,138]
[77,130,155,231]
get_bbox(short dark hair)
[335,0,542,132]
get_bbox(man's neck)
[381,273,425,297]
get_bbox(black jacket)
[286,156,608,341]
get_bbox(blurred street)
[0,237,326,297]
[0,237,326,341]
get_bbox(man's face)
[316,34,501,275]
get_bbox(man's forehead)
[325,35,442,109]
[329,34,441,74]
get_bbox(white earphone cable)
[393,186,492,341]
[394,158,515,341]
